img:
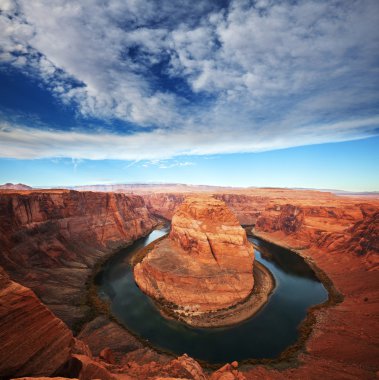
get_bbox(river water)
[95,226,328,363]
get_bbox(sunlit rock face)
[0,189,156,328]
[0,266,73,378]
[169,196,255,273]
[134,196,254,313]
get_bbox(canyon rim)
[0,185,378,379]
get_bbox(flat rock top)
[172,196,241,227]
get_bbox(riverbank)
[250,229,343,304]
[237,229,378,379]
[168,259,275,328]
[79,225,161,334]
[240,230,343,367]
[85,226,336,370]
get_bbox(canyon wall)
[142,189,379,378]
[0,265,211,380]
[254,199,378,270]
[143,189,377,269]
[0,190,157,328]
[144,192,186,220]
[0,266,73,378]
[1,187,378,379]
[143,189,337,224]
[247,208,379,379]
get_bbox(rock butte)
[0,186,378,379]
[134,196,255,319]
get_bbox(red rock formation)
[1,186,378,379]
[139,188,379,378]
[0,266,73,378]
[0,190,156,328]
[143,191,274,225]
[248,206,379,379]
[68,354,116,380]
[118,353,207,380]
[13,378,77,380]
[78,316,144,357]
[144,192,186,220]
[254,200,378,265]
[143,188,342,226]
[169,196,254,274]
[320,209,379,269]
[210,362,246,380]
[0,267,135,380]
[134,196,254,317]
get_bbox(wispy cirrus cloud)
[0,0,378,160]
[141,160,196,169]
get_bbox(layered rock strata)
[1,187,378,379]
[143,189,378,270]
[0,266,73,378]
[140,188,379,377]
[0,264,212,379]
[134,196,256,323]
[0,189,156,328]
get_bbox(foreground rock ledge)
[134,196,274,327]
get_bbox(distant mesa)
[0,182,32,190]
[134,196,273,327]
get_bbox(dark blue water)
[95,227,328,363]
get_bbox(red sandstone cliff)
[169,196,254,274]
[143,189,377,266]
[143,188,365,227]
[1,187,378,379]
[254,200,378,267]
[143,192,186,220]
[134,196,255,317]
[0,265,211,380]
[247,200,379,379]
[0,266,73,378]
[140,188,379,378]
[0,190,156,328]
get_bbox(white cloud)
[71,157,83,170]
[0,0,183,126]
[0,0,378,159]
[142,160,196,169]
[0,116,378,160]
[159,161,195,169]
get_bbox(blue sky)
[0,0,378,190]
